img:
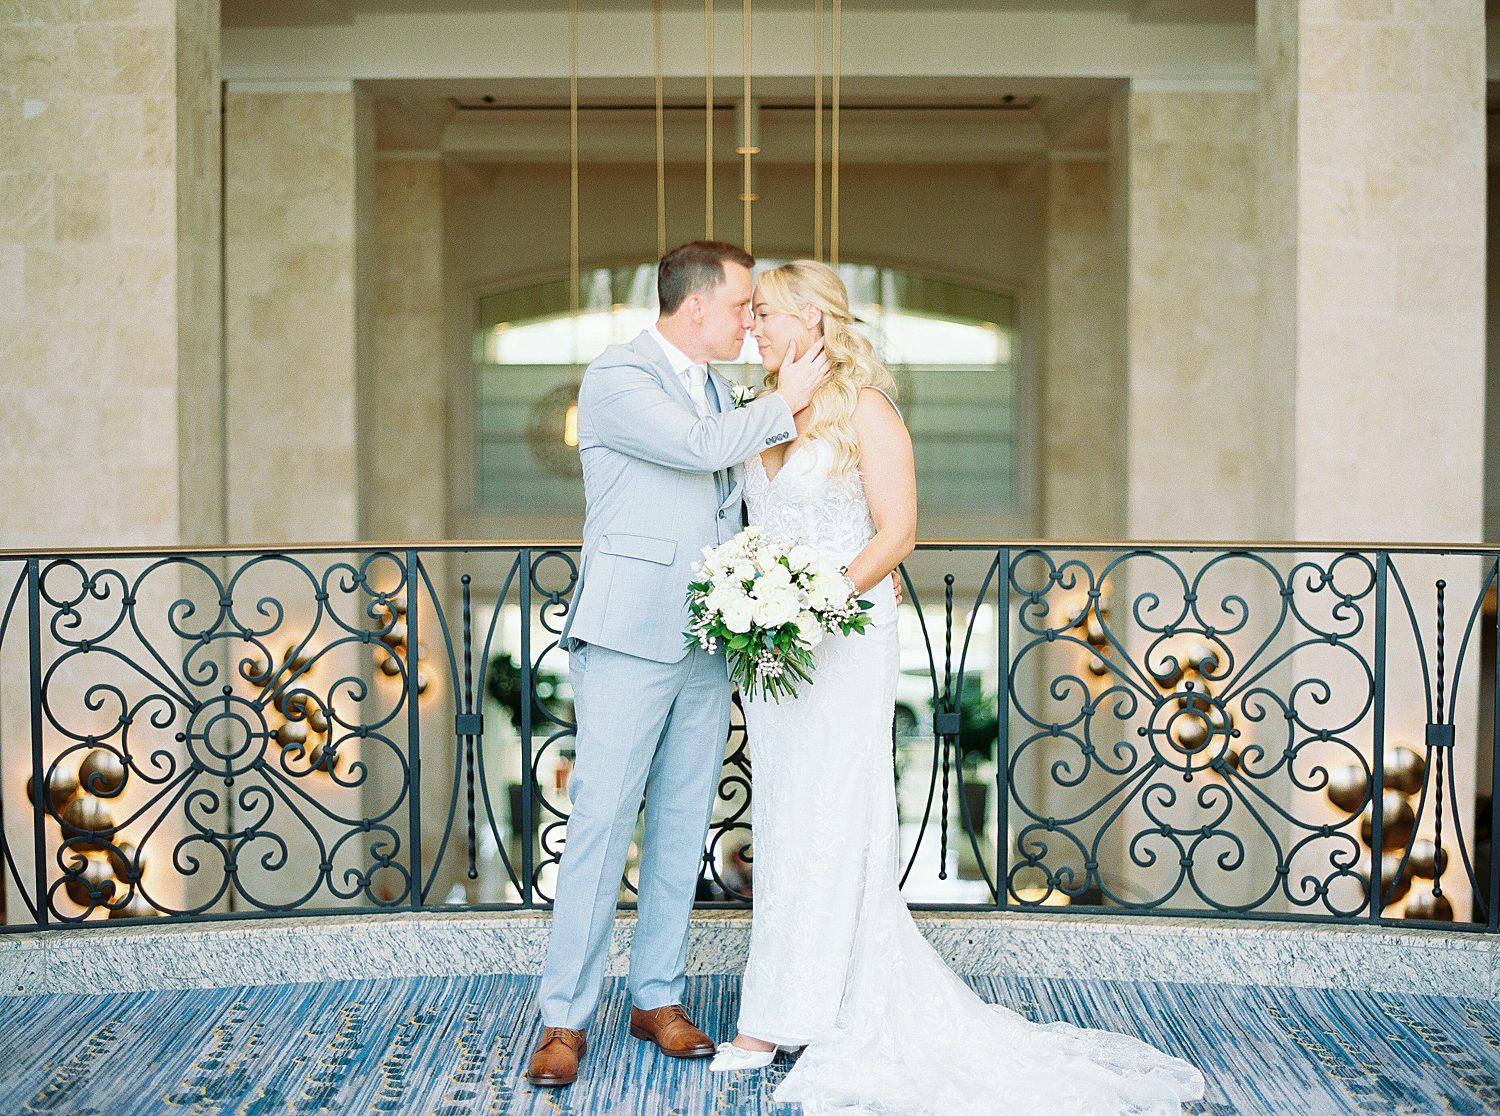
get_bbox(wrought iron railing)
[0,542,1494,932]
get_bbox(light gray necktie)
[687,364,714,418]
[689,365,729,506]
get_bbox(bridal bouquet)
[685,527,872,701]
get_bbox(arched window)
[471,261,1023,527]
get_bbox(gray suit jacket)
[560,330,799,663]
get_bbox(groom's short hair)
[658,241,755,315]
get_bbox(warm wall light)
[564,403,579,448]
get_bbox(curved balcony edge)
[1,910,1494,1001]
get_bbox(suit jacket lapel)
[634,330,698,413]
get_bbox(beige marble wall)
[1270,0,1486,543]
[0,0,220,548]
[224,88,371,546]
[370,156,447,543]
[1121,88,1266,542]
[1042,157,1124,540]
[1258,0,1486,922]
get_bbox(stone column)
[1041,157,1125,542]
[1260,0,1485,544]
[1259,0,1486,921]
[1,1,221,925]
[1121,86,1266,542]
[0,0,222,548]
[370,155,447,544]
[224,87,373,546]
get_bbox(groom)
[527,241,828,1086]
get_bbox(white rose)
[708,583,746,614]
[731,560,757,584]
[753,590,801,628]
[795,611,823,648]
[757,562,792,591]
[786,544,819,572]
[722,599,755,633]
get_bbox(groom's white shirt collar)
[647,323,702,389]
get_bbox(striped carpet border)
[1,973,1497,1114]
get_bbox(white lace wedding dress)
[738,434,1206,1116]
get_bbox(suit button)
[718,510,726,519]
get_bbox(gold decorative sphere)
[1409,838,1449,881]
[1173,715,1210,752]
[1085,653,1109,677]
[1083,612,1108,648]
[25,763,80,812]
[79,748,127,796]
[379,620,408,649]
[108,891,159,920]
[60,796,116,850]
[275,720,309,748]
[105,840,145,880]
[1148,655,1185,688]
[284,693,330,734]
[63,854,117,908]
[1187,643,1221,675]
[416,669,430,695]
[1383,745,1426,796]
[1378,850,1414,907]
[1403,888,1454,922]
[1177,685,1214,713]
[1360,789,1415,851]
[1325,764,1368,813]
[307,739,338,773]
[379,654,403,678]
[283,644,314,673]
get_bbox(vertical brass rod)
[705,0,714,239]
[569,0,580,319]
[741,0,752,252]
[654,0,666,258]
[814,0,823,260]
[830,0,840,267]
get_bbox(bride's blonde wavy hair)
[756,260,897,477]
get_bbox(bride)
[709,260,1207,1116]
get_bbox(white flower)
[753,589,801,628]
[786,544,819,572]
[795,611,823,648]
[804,573,843,610]
[722,599,755,633]
[756,562,792,591]
[731,560,757,584]
[708,582,749,614]
[731,383,757,408]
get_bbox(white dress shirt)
[648,324,714,417]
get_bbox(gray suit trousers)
[536,640,730,1029]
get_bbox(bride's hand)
[774,339,829,414]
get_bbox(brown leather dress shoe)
[628,1004,716,1058]
[526,1026,587,1086]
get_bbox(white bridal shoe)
[708,1041,795,1072]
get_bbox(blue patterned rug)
[1,973,1497,1115]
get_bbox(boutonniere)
[730,384,758,409]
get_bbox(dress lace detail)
[739,439,1207,1116]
